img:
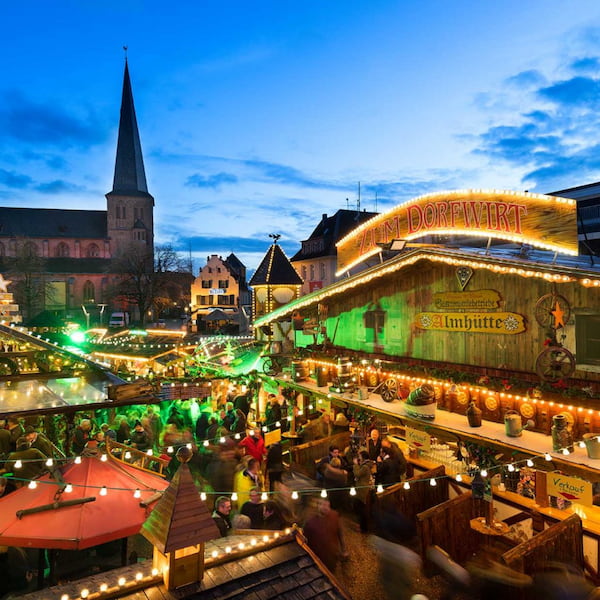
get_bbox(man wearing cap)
[24,427,53,458]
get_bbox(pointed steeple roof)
[250,242,303,286]
[140,462,219,553]
[108,60,152,199]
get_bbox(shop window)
[576,314,600,366]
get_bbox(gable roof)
[0,207,107,238]
[291,209,379,261]
[250,243,303,286]
[140,462,219,553]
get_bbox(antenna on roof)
[346,197,349,209]
[357,182,361,213]
[123,46,128,60]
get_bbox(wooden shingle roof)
[140,462,219,553]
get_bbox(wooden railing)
[376,465,449,524]
[501,513,586,575]
[106,438,170,476]
[288,431,351,479]
[417,491,481,566]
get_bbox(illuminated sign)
[547,473,592,506]
[336,189,578,275]
[415,311,526,334]
[210,289,226,295]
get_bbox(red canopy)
[0,456,169,549]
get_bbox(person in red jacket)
[238,426,266,464]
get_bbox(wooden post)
[535,470,549,508]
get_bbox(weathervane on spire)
[268,233,281,244]
[123,45,128,60]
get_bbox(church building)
[0,59,154,322]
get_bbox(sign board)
[415,311,526,334]
[433,290,501,311]
[209,289,226,295]
[264,428,282,447]
[336,189,578,274]
[406,427,431,451]
[547,473,593,506]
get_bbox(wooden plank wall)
[375,465,449,524]
[289,431,351,479]
[416,491,481,565]
[501,513,584,575]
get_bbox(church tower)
[106,59,154,258]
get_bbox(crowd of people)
[0,389,417,593]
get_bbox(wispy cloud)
[0,91,107,149]
[185,172,238,189]
[0,168,32,189]
[35,180,85,194]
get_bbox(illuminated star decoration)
[551,301,565,329]
[0,274,12,293]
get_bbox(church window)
[56,242,70,257]
[83,281,95,303]
[86,243,100,258]
[24,242,38,257]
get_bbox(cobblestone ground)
[334,514,451,600]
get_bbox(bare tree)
[111,244,189,326]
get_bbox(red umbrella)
[0,456,169,549]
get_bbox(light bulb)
[320,489,327,498]
[376,484,384,493]
[231,492,238,501]
[291,490,299,500]
[74,456,82,464]
[28,480,37,489]
[349,487,357,496]
[80,590,89,599]
[508,464,515,472]
[203,440,209,447]
[124,451,131,460]
[118,577,126,586]
[100,583,108,592]
[14,460,22,469]
[65,484,73,493]
[579,441,586,449]
[234,433,240,440]
[45,458,54,467]
[275,421,281,427]
[545,453,552,461]
[135,572,143,581]
[134,489,141,499]
[146,449,153,456]
[526,459,534,467]
[403,481,410,490]
[480,469,488,477]
[200,492,207,501]
[456,474,463,482]
[101,454,108,462]
[99,486,107,496]
[167,446,174,454]
[562,448,570,455]
[430,479,437,487]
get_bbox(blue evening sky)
[2,1,600,270]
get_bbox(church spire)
[109,59,151,197]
